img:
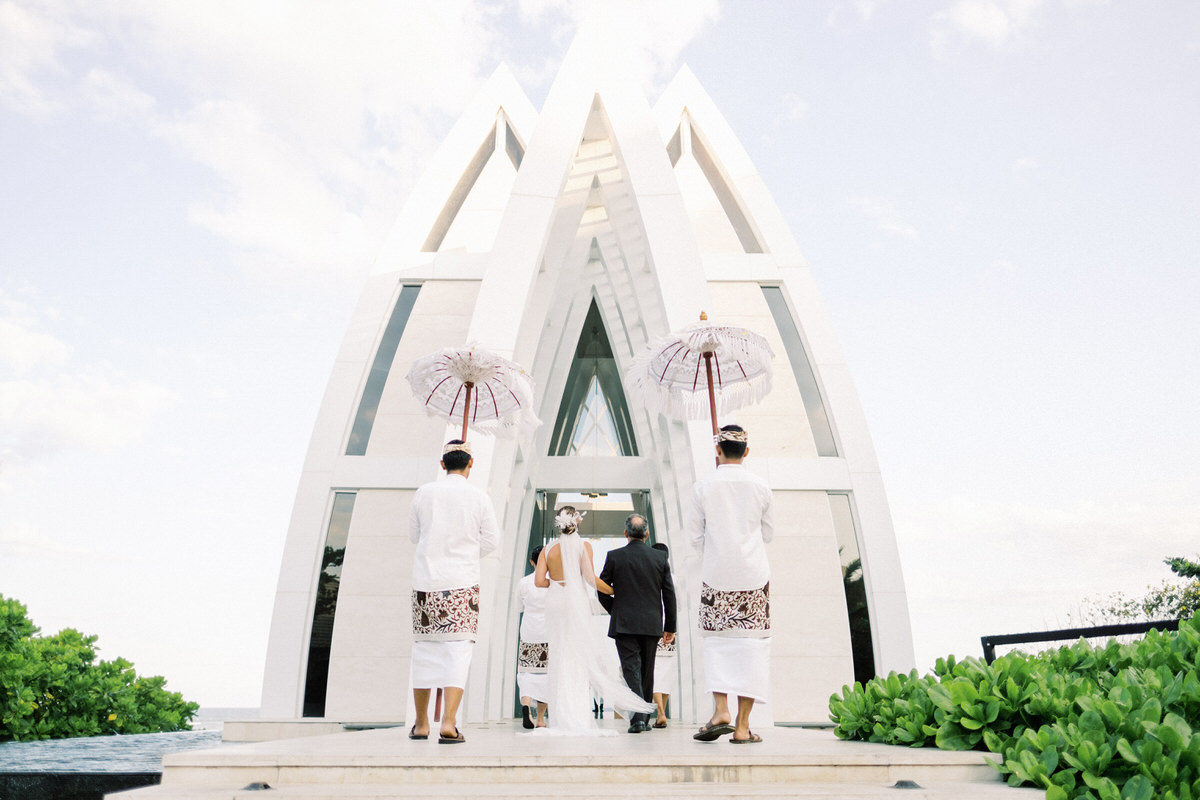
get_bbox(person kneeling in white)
[408,439,500,744]
[687,425,774,744]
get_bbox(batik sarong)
[411,585,480,642]
[518,641,550,704]
[698,581,770,637]
[518,640,549,673]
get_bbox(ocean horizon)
[191,707,259,733]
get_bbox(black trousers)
[614,634,659,724]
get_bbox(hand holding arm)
[587,541,614,594]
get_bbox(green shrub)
[829,618,1200,800]
[0,596,199,741]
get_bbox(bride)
[533,506,654,734]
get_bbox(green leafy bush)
[0,595,199,741]
[829,618,1200,799]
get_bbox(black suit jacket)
[597,539,677,639]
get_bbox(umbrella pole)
[703,353,718,437]
[460,383,472,442]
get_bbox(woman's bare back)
[536,537,611,594]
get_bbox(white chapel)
[260,32,915,728]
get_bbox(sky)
[1,0,1197,709]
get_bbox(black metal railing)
[980,619,1181,664]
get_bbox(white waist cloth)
[652,652,677,696]
[517,672,549,704]
[411,640,473,690]
[702,635,771,703]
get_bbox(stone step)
[105,724,1042,800]
[111,779,1042,800]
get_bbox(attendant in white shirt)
[514,545,549,728]
[687,425,773,745]
[408,439,499,744]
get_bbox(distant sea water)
[191,707,260,734]
[0,709,260,774]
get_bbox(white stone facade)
[261,40,914,726]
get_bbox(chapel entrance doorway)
[513,489,659,719]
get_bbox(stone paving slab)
[108,722,1043,800]
[113,779,1043,800]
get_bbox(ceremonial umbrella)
[405,343,540,441]
[628,312,774,436]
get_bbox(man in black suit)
[598,514,677,733]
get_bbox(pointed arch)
[547,298,638,457]
[422,122,497,252]
[667,112,765,254]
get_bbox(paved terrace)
[109,721,1044,800]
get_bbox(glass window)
[345,285,421,456]
[827,492,875,685]
[547,300,638,457]
[302,491,356,717]
[566,376,624,457]
[505,120,524,169]
[761,285,838,456]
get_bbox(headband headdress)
[714,429,749,445]
[443,441,472,455]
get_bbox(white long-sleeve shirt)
[514,573,548,643]
[685,463,774,590]
[409,473,500,591]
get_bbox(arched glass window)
[761,285,838,456]
[547,299,638,457]
[302,491,356,717]
[827,492,875,685]
[346,285,421,455]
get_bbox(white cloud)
[826,0,891,27]
[1011,155,1039,171]
[2,2,721,284]
[0,373,175,452]
[0,318,71,375]
[929,0,1047,57]
[848,196,921,242]
[80,67,155,120]
[0,0,95,117]
[898,491,1199,666]
[0,291,176,478]
[780,92,809,122]
[0,521,84,558]
[518,0,720,91]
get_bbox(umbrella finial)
[699,311,708,321]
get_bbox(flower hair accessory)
[554,507,586,532]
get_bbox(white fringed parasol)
[628,312,774,436]
[405,343,541,441]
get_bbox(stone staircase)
[107,722,1043,800]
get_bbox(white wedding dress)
[535,531,654,735]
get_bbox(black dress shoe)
[521,706,534,729]
[627,721,647,733]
